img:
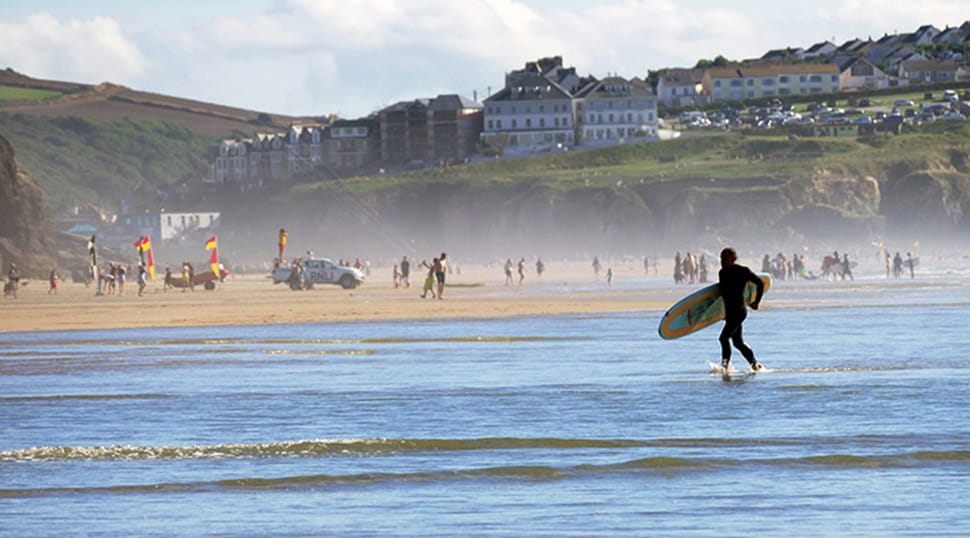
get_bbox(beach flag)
[134,236,157,280]
[205,236,219,276]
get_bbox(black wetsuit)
[718,264,765,365]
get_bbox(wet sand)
[0,261,679,333]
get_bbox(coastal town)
[208,21,970,187]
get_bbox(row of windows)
[714,86,828,99]
[486,103,570,115]
[503,132,572,146]
[716,74,838,87]
[583,127,644,139]
[487,117,572,130]
[585,113,652,123]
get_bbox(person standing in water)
[718,247,765,372]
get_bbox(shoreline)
[0,262,678,334]
[1,259,962,334]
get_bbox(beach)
[0,260,678,333]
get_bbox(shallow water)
[1,277,968,536]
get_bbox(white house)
[656,68,707,107]
[123,211,221,242]
[481,74,577,154]
[802,41,838,59]
[575,77,658,145]
[839,57,890,90]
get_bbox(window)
[487,120,493,129]
[762,78,774,86]
[526,118,531,127]
[730,79,742,87]
[512,119,517,128]
[540,118,545,127]
[539,105,544,112]
[809,75,822,82]
[496,119,502,129]
[779,76,789,83]
[831,75,838,83]
[714,80,721,87]
[747,79,754,86]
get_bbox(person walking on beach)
[48,267,58,295]
[536,258,545,278]
[907,252,915,279]
[436,252,447,299]
[517,257,526,285]
[718,247,765,372]
[278,228,288,261]
[592,256,602,279]
[841,253,854,281]
[400,256,410,288]
[420,258,437,299]
[137,262,148,296]
[504,258,514,286]
[6,263,20,298]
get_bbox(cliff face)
[226,162,969,261]
[0,135,54,276]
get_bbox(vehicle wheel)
[339,275,358,289]
[204,281,216,291]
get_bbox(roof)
[484,75,574,102]
[705,63,840,79]
[805,41,836,53]
[574,77,653,99]
[661,67,706,86]
[900,59,959,71]
[428,94,482,110]
[380,98,432,113]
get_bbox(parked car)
[895,99,915,107]
[859,98,872,107]
[272,258,364,290]
[943,90,958,103]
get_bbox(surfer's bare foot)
[720,358,730,370]
[751,362,764,372]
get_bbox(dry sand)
[0,260,681,333]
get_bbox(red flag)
[143,235,156,281]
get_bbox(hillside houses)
[205,20,968,184]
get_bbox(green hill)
[0,112,218,211]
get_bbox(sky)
[0,0,967,118]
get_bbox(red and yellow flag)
[134,236,156,280]
[205,236,219,276]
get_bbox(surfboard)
[658,273,771,340]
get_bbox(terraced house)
[575,77,658,145]
[481,74,578,154]
[702,64,841,101]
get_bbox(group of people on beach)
[673,252,709,285]
[390,253,449,299]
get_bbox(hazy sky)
[0,1,966,118]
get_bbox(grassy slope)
[0,113,219,211]
[281,123,969,204]
[0,85,62,102]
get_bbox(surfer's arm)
[749,271,765,309]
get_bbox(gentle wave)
[2,451,967,498]
[0,393,173,402]
[3,436,962,462]
[0,336,583,348]
[0,438,647,461]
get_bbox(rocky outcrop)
[0,135,54,277]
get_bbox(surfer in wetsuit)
[718,247,765,372]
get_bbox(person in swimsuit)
[718,247,765,372]
[436,252,447,300]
